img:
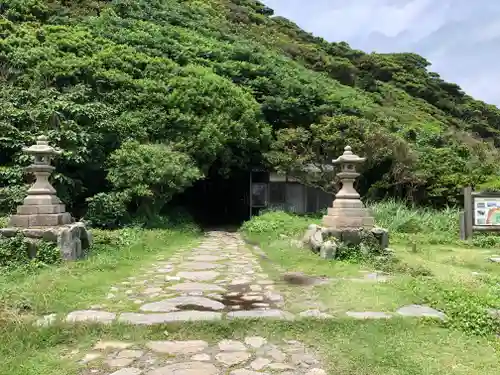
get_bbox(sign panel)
[251,183,268,207]
[473,197,500,226]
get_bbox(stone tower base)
[322,199,375,229]
[0,222,92,261]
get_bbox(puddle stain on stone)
[175,283,278,313]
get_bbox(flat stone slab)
[147,361,219,375]
[66,310,116,324]
[109,369,142,375]
[189,255,225,262]
[227,309,293,320]
[215,351,251,366]
[218,339,248,351]
[118,311,222,325]
[167,282,226,292]
[146,340,209,354]
[140,296,225,312]
[487,308,500,318]
[176,271,220,281]
[230,370,265,375]
[306,370,327,375]
[244,337,267,348]
[396,304,447,320]
[36,313,57,327]
[346,311,393,319]
[178,262,222,270]
[299,309,333,319]
[250,357,270,370]
[94,341,132,350]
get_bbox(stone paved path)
[54,231,447,326]
[65,232,293,325]
[78,337,327,375]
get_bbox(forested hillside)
[1,0,500,223]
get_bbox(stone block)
[17,204,66,215]
[371,227,389,249]
[302,224,319,245]
[341,229,364,246]
[0,227,19,238]
[320,241,337,259]
[57,222,92,260]
[322,213,375,229]
[309,229,323,252]
[8,215,30,227]
[321,227,342,240]
[22,194,62,206]
[0,222,92,261]
[32,212,72,227]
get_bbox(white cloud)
[263,0,500,106]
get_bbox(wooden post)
[463,186,473,240]
[459,211,466,240]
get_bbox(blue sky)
[263,0,500,106]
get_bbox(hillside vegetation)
[1,0,500,223]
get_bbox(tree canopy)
[1,0,500,223]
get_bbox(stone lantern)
[322,146,375,229]
[0,135,91,260]
[8,135,72,227]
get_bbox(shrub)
[240,209,314,239]
[130,206,201,233]
[0,234,30,269]
[0,185,28,215]
[85,191,132,229]
[0,234,60,270]
[106,141,203,217]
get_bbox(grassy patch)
[0,227,200,321]
[241,204,500,337]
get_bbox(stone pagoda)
[322,146,375,229]
[8,136,72,227]
[0,135,91,260]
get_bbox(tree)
[106,141,203,217]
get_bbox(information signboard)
[473,197,500,226]
[461,187,500,239]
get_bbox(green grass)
[0,227,200,321]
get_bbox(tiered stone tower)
[8,135,73,227]
[0,135,91,260]
[322,146,375,229]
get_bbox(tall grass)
[371,200,459,242]
[242,200,500,247]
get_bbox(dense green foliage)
[2,0,500,220]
